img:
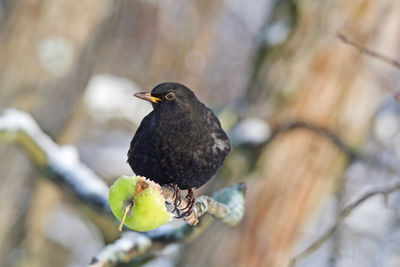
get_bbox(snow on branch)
[0,108,110,211]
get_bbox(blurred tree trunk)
[180,1,400,267]
[0,1,111,266]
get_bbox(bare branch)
[265,121,400,176]
[289,182,400,267]
[337,33,400,70]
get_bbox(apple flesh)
[109,175,171,232]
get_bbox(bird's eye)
[165,92,175,101]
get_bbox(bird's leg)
[175,188,195,218]
[185,188,195,212]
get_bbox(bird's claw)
[167,183,179,199]
[167,183,182,213]
[173,196,183,217]
[167,184,195,218]
[175,189,195,218]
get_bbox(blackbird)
[127,82,231,215]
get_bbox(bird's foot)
[175,188,195,218]
[167,183,182,213]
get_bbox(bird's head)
[134,82,198,112]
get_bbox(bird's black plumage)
[127,82,231,190]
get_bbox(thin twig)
[289,182,400,267]
[337,33,400,70]
[264,121,358,160]
[264,121,400,176]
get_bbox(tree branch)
[90,232,152,267]
[161,183,246,226]
[337,33,400,70]
[264,121,400,176]
[289,182,400,267]
[0,108,110,211]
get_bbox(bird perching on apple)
[127,82,231,217]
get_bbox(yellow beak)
[134,92,161,103]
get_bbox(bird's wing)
[204,107,231,154]
[127,112,155,160]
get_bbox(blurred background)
[1,0,400,266]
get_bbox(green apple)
[109,175,171,232]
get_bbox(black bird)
[127,82,231,215]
